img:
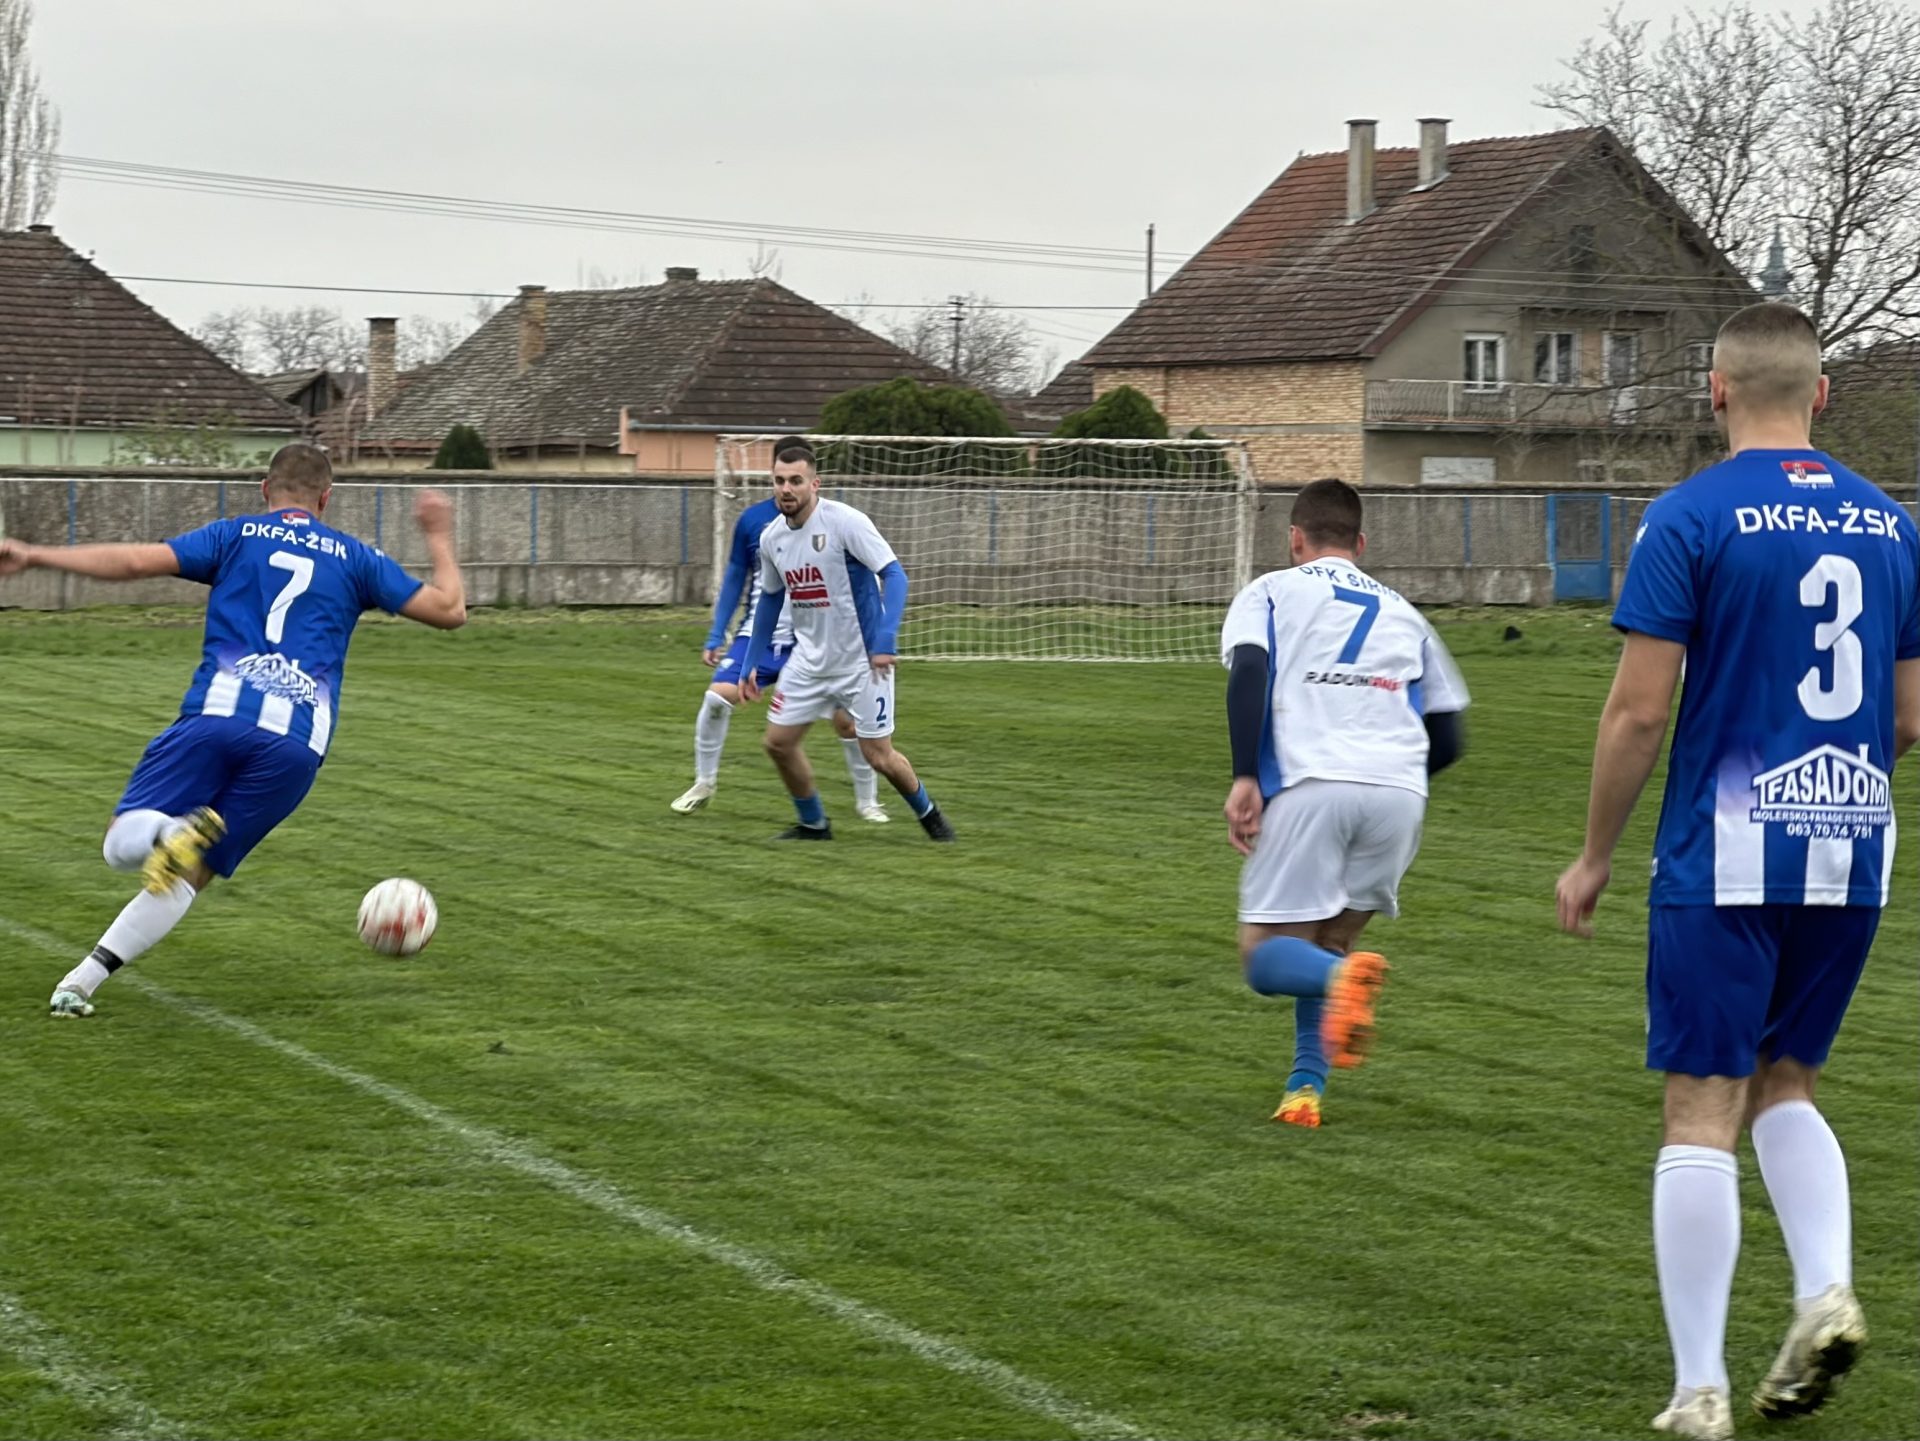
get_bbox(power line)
[58,154,1190,276]
[110,271,1135,313]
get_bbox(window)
[1464,334,1505,389]
[1686,340,1714,393]
[1534,331,1579,385]
[1605,331,1642,388]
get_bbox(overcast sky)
[31,0,1812,373]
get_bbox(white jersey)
[758,499,899,678]
[1221,559,1469,799]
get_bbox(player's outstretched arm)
[399,489,468,630]
[1556,631,1684,934]
[0,538,179,581]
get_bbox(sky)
[28,0,1808,376]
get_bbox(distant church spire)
[1761,227,1793,300]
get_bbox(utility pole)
[947,295,965,377]
[1145,224,1156,298]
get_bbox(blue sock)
[1243,936,1339,998]
[897,782,934,818]
[1288,997,1329,1093]
[793,792,826,828]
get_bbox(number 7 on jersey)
[267,551,315,645]
[1330,586,1380,663]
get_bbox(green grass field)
[0,606,1914,1441]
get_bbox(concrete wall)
[0,472,713,610]
[13,468,1909,615]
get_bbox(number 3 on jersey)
[1798,554,1864,721]
[1331,586,1380,664]
[267,551,315,645]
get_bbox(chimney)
[517,284,547,373]
[1416,117,1450,189]
[664,266,700,282]
[1346,119,1377,223]
[367,317,397,418]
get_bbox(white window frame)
[1686,340,1714,394]
[1604,330,1642,389]
[1463,333,1506,390]
[1533,330,1579,386]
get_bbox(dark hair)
[771,435,817,469]
[263,442,333,501]
[1290,477,1362,547]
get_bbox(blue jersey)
[1615,449,1920,907]
[167,507,423,758]
[706,498,793,649]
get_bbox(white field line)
[4,916,1149,1441]
[0,1290,191,1440]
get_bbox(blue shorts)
[1647,904,1879,1077]
[710,634,790,688]
[117,715,322,878]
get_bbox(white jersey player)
[738,437,955,842]
[1220,478,1468,1129]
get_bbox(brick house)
[0,226,299,466]
[1082,120,1757,487]
[355,269,952,473]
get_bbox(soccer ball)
[357,878,438,956]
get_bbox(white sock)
[59,882,198,998]
[842,739,878,808]
[1654,1144,1740,1394]
[102,809,174,872]
[1752,1100,1852,1302]
[694,692,733,784]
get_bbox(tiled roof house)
[357,269,956,473]
[1,226,299,466]
[1083,120,1756,487]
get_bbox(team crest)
[811,533,827,552]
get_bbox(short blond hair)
[1713,302,1822,413]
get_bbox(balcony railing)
[1366,379,1713,430]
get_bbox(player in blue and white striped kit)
[0,444,467,1018]
[1557,304,1920,1439]
[669,491,886,820]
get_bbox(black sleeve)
[1424,710,1466,775]
[1227,643,1270,780]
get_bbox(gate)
[1548,493,1612,601]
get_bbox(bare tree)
[883,295,1048,397]
[745,241,783,280]
[396,312,475,368]
[251,304,359,371]
[1540,0,1920,347]
[0,0,59,229]
[192,308,258,371]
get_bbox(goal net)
[716,435,1255,662]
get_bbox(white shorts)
[769,664,895,738]
[1239,778,1426,924]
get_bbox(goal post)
[716,434,1257,662]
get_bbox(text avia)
[784,564,831,606]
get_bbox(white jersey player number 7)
[1221,559,1469,798]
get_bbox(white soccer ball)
[357,878,438,957]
